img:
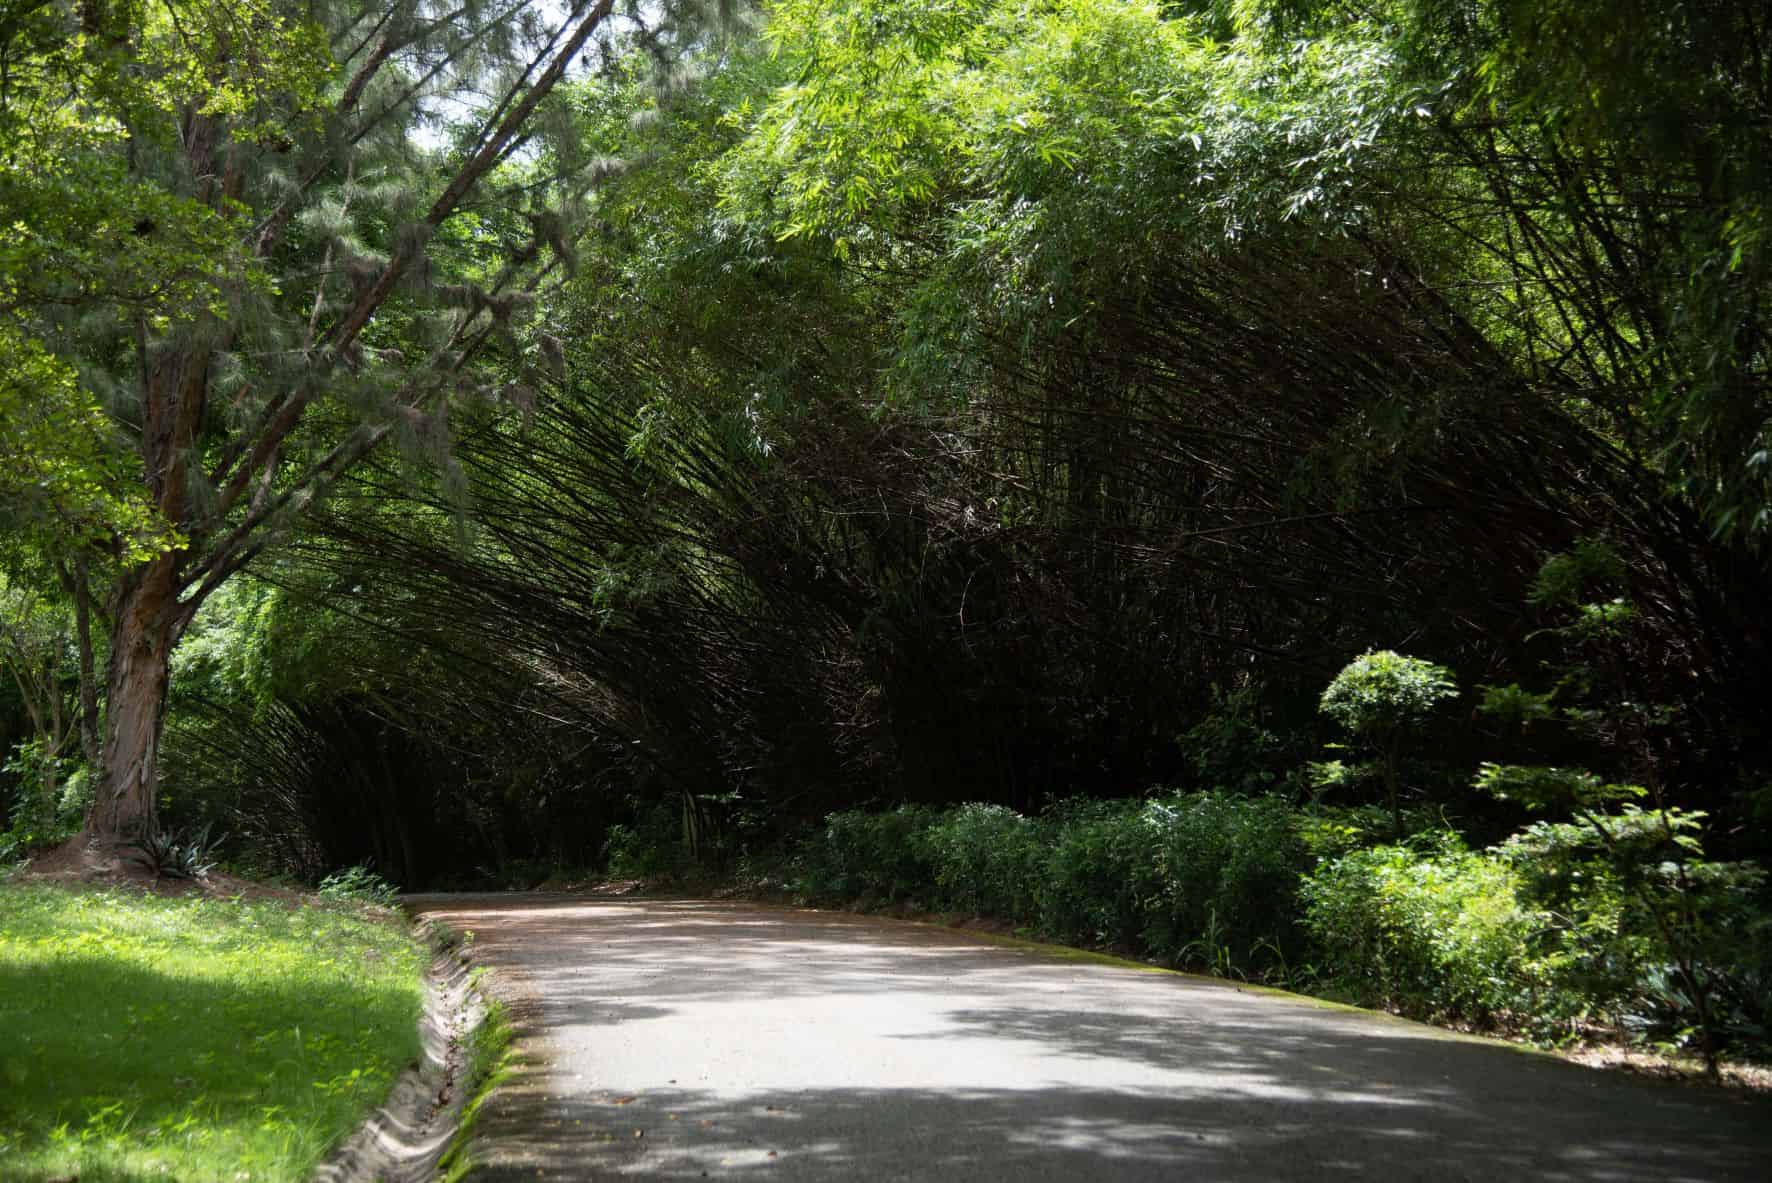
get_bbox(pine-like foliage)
[1,0,745,837]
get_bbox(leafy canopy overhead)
[0,330,174,562]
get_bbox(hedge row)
[791,794,1772,1051]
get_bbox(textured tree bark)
[83,557,179,843]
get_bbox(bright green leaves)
[710,0,1425,403]
[0,328,177,562]
[1527,537,1626,607]
[128,0,331,144]
[1475,682,1555,728]
[0,2,328,315]
[1319,650,1457,835]
[724,0,997,252]
[1473,762,1640,813]
[0,156,260,327]
[722,0,1417,245]
[1319,649,1458,736]
[0,0,330,566]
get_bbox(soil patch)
[18,835,307,903]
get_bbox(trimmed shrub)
[789,795,1770,1052]
[799,793,1309,977]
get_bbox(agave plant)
[127,824,225,881]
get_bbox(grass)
[0,882,425,1183]
[437,982,517,1183]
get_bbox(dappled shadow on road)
[423,895,1041,1007]
[461,1077,1766,1183]
[411,896,1772,1182]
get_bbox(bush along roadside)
[798,793,1312,980]
[792,791,1772,1076]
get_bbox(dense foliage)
[4,0,1770,1066]
[793,792,1771,1059]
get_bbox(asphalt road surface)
[406,895,1772,1181]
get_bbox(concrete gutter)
[312,920,488,1183]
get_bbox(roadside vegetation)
[790,792,1771,1071]
[617,638,1772,1077]
[0,883,424,1182]
[6,0,1772,1108]
[439,990,518,1183]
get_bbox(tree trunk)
[83,558,180,843]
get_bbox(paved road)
[407,895,1772,1181]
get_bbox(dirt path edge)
[311,919,488,1183]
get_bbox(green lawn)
[0,882,425,1183]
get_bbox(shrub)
[127,824,225,881]
[924,803,1043,919]
[1300,834,1540,1022]
[1497,800,1772,1060]
[784,790,1770,1057]
[1180,684,1288,793]
[603,800,694,879]
[1033,799,1158,947]
[1298,803,1406,861]
[317,864,401,906]
[801,793,1311,976]
[1139,791,1307,975]
[2,740,77,856]
[56,765,92,828]
[798,805,940,903]
[602,823,654,877]
[1319,652,1460,734]
[1319,651,1458,836]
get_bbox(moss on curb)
[437,975,517,1183]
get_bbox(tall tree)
[1,0,634,843]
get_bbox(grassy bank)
[0,882,425,1182]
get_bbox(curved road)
[408,895,1772,1181]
